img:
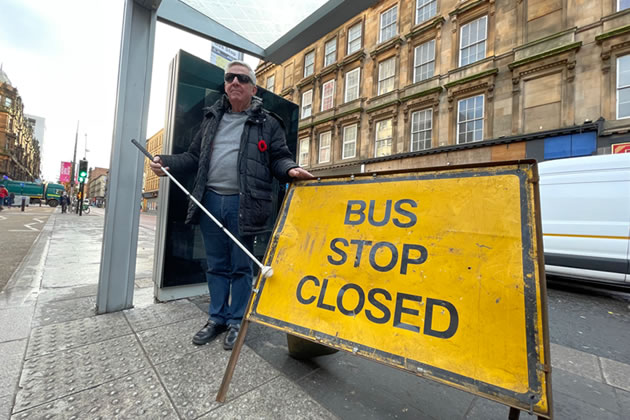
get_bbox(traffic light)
[78,160,88,183]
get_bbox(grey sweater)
[205,111,248,194]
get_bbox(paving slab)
[0,306,35,341]
[0,289,39,310]
[25,311,131,359]
[0,395,12,420]
[123,299,204,332]
[154,341,280,419]
[36,284,97,303]
[32,295,96,327]
[11,369,177,419]
[0,339,27,397]
[552,391,621,420]
[601,357,630,392]
[615,388,630,415]
[14,334,149,412]
[199,375,338,420]
[245,328,322,381]
[133,286,156,308]
[465,397,537,419]
[550,342,603,382]
[40,265,99,289]
[137,314,209,365]
[296,350,475,420]
[552,368,621,415]
[135,277,154,288]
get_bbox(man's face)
[225,64,257,106]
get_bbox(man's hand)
[149,156,169,176]
[288,167,314,180]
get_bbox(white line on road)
[0,215,6,220]
[33,218,44,223]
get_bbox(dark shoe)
[192,320,226,345]
[223,325,240,350]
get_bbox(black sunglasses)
[224,73,252,84]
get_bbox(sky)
[0,0,260,182]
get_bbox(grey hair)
[226,60,257,86]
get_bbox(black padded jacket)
[159,95,298,235]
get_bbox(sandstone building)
[0,68,41,181]
[87,167,109,207]
[142,129,163,211]
[255,0,630,175]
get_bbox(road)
[0,205,55,290]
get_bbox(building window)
[324,38,337,67]
[283,63,293,89]
[301,90,313,119]
[416,0,437,25]
[342,124,357,159]
[411,109,432,151]
[4,97,12,107]
[459,16,487,67]
[378,57,396,95]
[344,67,361,103]
[414,39,435,83]
[347,22,362,55]
[457,95,484,144]
[321,80,335,112]
[319,131,331,163]
[617,55,630,119]
[375,119,393,157]
[304,51,315,77]
[266,75,275,92]
[619,0,630,11]
[299,138,310,166]
[379,6,398,43]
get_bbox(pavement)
[1,208,629,419]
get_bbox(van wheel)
[48,199,59,207]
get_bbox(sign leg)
[508,407,520,419]
[216,319,250,403]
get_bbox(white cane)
[131,139,274,279]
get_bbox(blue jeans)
[199,190,253,327]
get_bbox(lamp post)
[69,121,78,200]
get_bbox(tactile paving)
[14,335,149,412]
[124,299,205,332]
[11,369,177,419]
[32,295,96,327]
[155,341,279,419]
[26,312,132,359]
[137,315,208,365]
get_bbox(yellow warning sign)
[248,162,551,417]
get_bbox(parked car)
[538,153,630,285]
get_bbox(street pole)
[79,181,83,216]
[70,121,79,200]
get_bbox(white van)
[538,153,630,285]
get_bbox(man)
[150,60,313,350]
[0,185,8,211]
[61,192,70,213]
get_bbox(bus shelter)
[97,0,377,313]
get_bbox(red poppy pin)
[258,139,268,152]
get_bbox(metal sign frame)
[218,160,552,419]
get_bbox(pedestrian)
[150,60,313,350]
[61,192,70,213]
[0,185,7,211]
[8,192,14,208]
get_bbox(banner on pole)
[59,161,72,183]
